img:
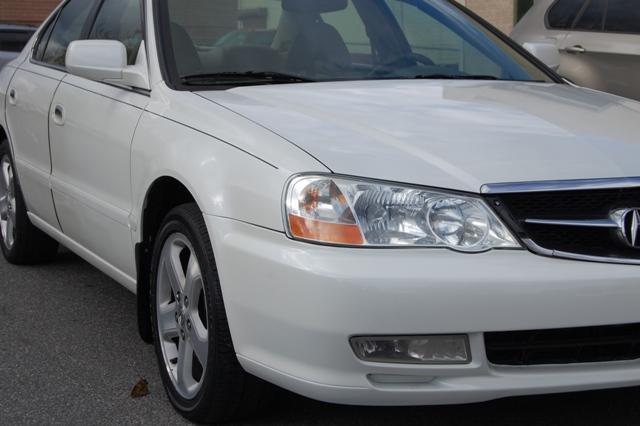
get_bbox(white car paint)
[208,216,640,405]
[1,0,640,409]
[198,80,640,192]
[49,73,148,279]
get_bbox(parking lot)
[0,249,639,425]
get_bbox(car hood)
[197,80,640,193]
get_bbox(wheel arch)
[136,175,199,343]
[0,125,14,162]
[0,125,9,151]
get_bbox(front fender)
[130,110,327,244]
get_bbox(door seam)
[48,76,66,233]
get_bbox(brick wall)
[0,0,60,27]
[456,0,516,34]
[0,0,516,33]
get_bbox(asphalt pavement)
[1,248,640,425]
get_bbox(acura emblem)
[616,208,640,248]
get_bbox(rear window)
[0,30,35,53]
[605,0,640,33]
[547,0,586,29]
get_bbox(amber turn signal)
[288,214,364,245]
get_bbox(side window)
[42,0,96,68]
[89,0,144,65]
[573,0,606,31]
[605,0,640,33]
[34,15,56,61]
[547,0,586,30]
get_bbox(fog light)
[350,335,471,364]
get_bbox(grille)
[485,323,640,366]
[485,187,640,261]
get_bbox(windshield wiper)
[412,74,499,80]
[181,71,314,86]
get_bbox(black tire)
[150,203,270,424]
[0,140,58,264]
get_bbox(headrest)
[282,0,348,14]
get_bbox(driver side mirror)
[66,40,150,90]
[522,41,561,72]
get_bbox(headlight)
[284,175,520,252]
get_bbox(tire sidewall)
[149,208,219,416]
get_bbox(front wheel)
[150,204,270,423]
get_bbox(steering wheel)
[370,52,435,76]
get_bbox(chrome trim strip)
[522,239,640,266]
[481,177,640,194]
[524,218,619,228]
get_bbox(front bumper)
[206,215,640,405]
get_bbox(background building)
[0,0,59,26]
[456,0,533,33]
[0,0,533,33]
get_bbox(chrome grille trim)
[524,218,618,228]
[481,177,640,195]
[483,177,640,265]
[522,238,640,266]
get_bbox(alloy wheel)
[156,233,209,399]
[0,155,16,249]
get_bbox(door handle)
[8,89,16,106]
[52,104,65,126]
[565,45,586,54]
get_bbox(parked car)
[0,24,35,69]
[2,0,640,423]
[512,0,640,100]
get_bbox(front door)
[49,0,147,278]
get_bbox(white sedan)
[2,0,640,423]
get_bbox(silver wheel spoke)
[0,195,7,219]
[184,254,201,303]
[190,312,208,364]
[7,167,13,198]
[5,213,14,247]
[8,204,15,223]
[1,160,10,192]
[189,278,207,331]
[177,340,194,391]
[158,302,179,339]
[156,232,208,399]
[166,249,186,295]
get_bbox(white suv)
[512,0,640,100]
[1,0,640,423]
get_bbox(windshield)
[160,0,555,88]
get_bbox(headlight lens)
[285,175,519,251]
